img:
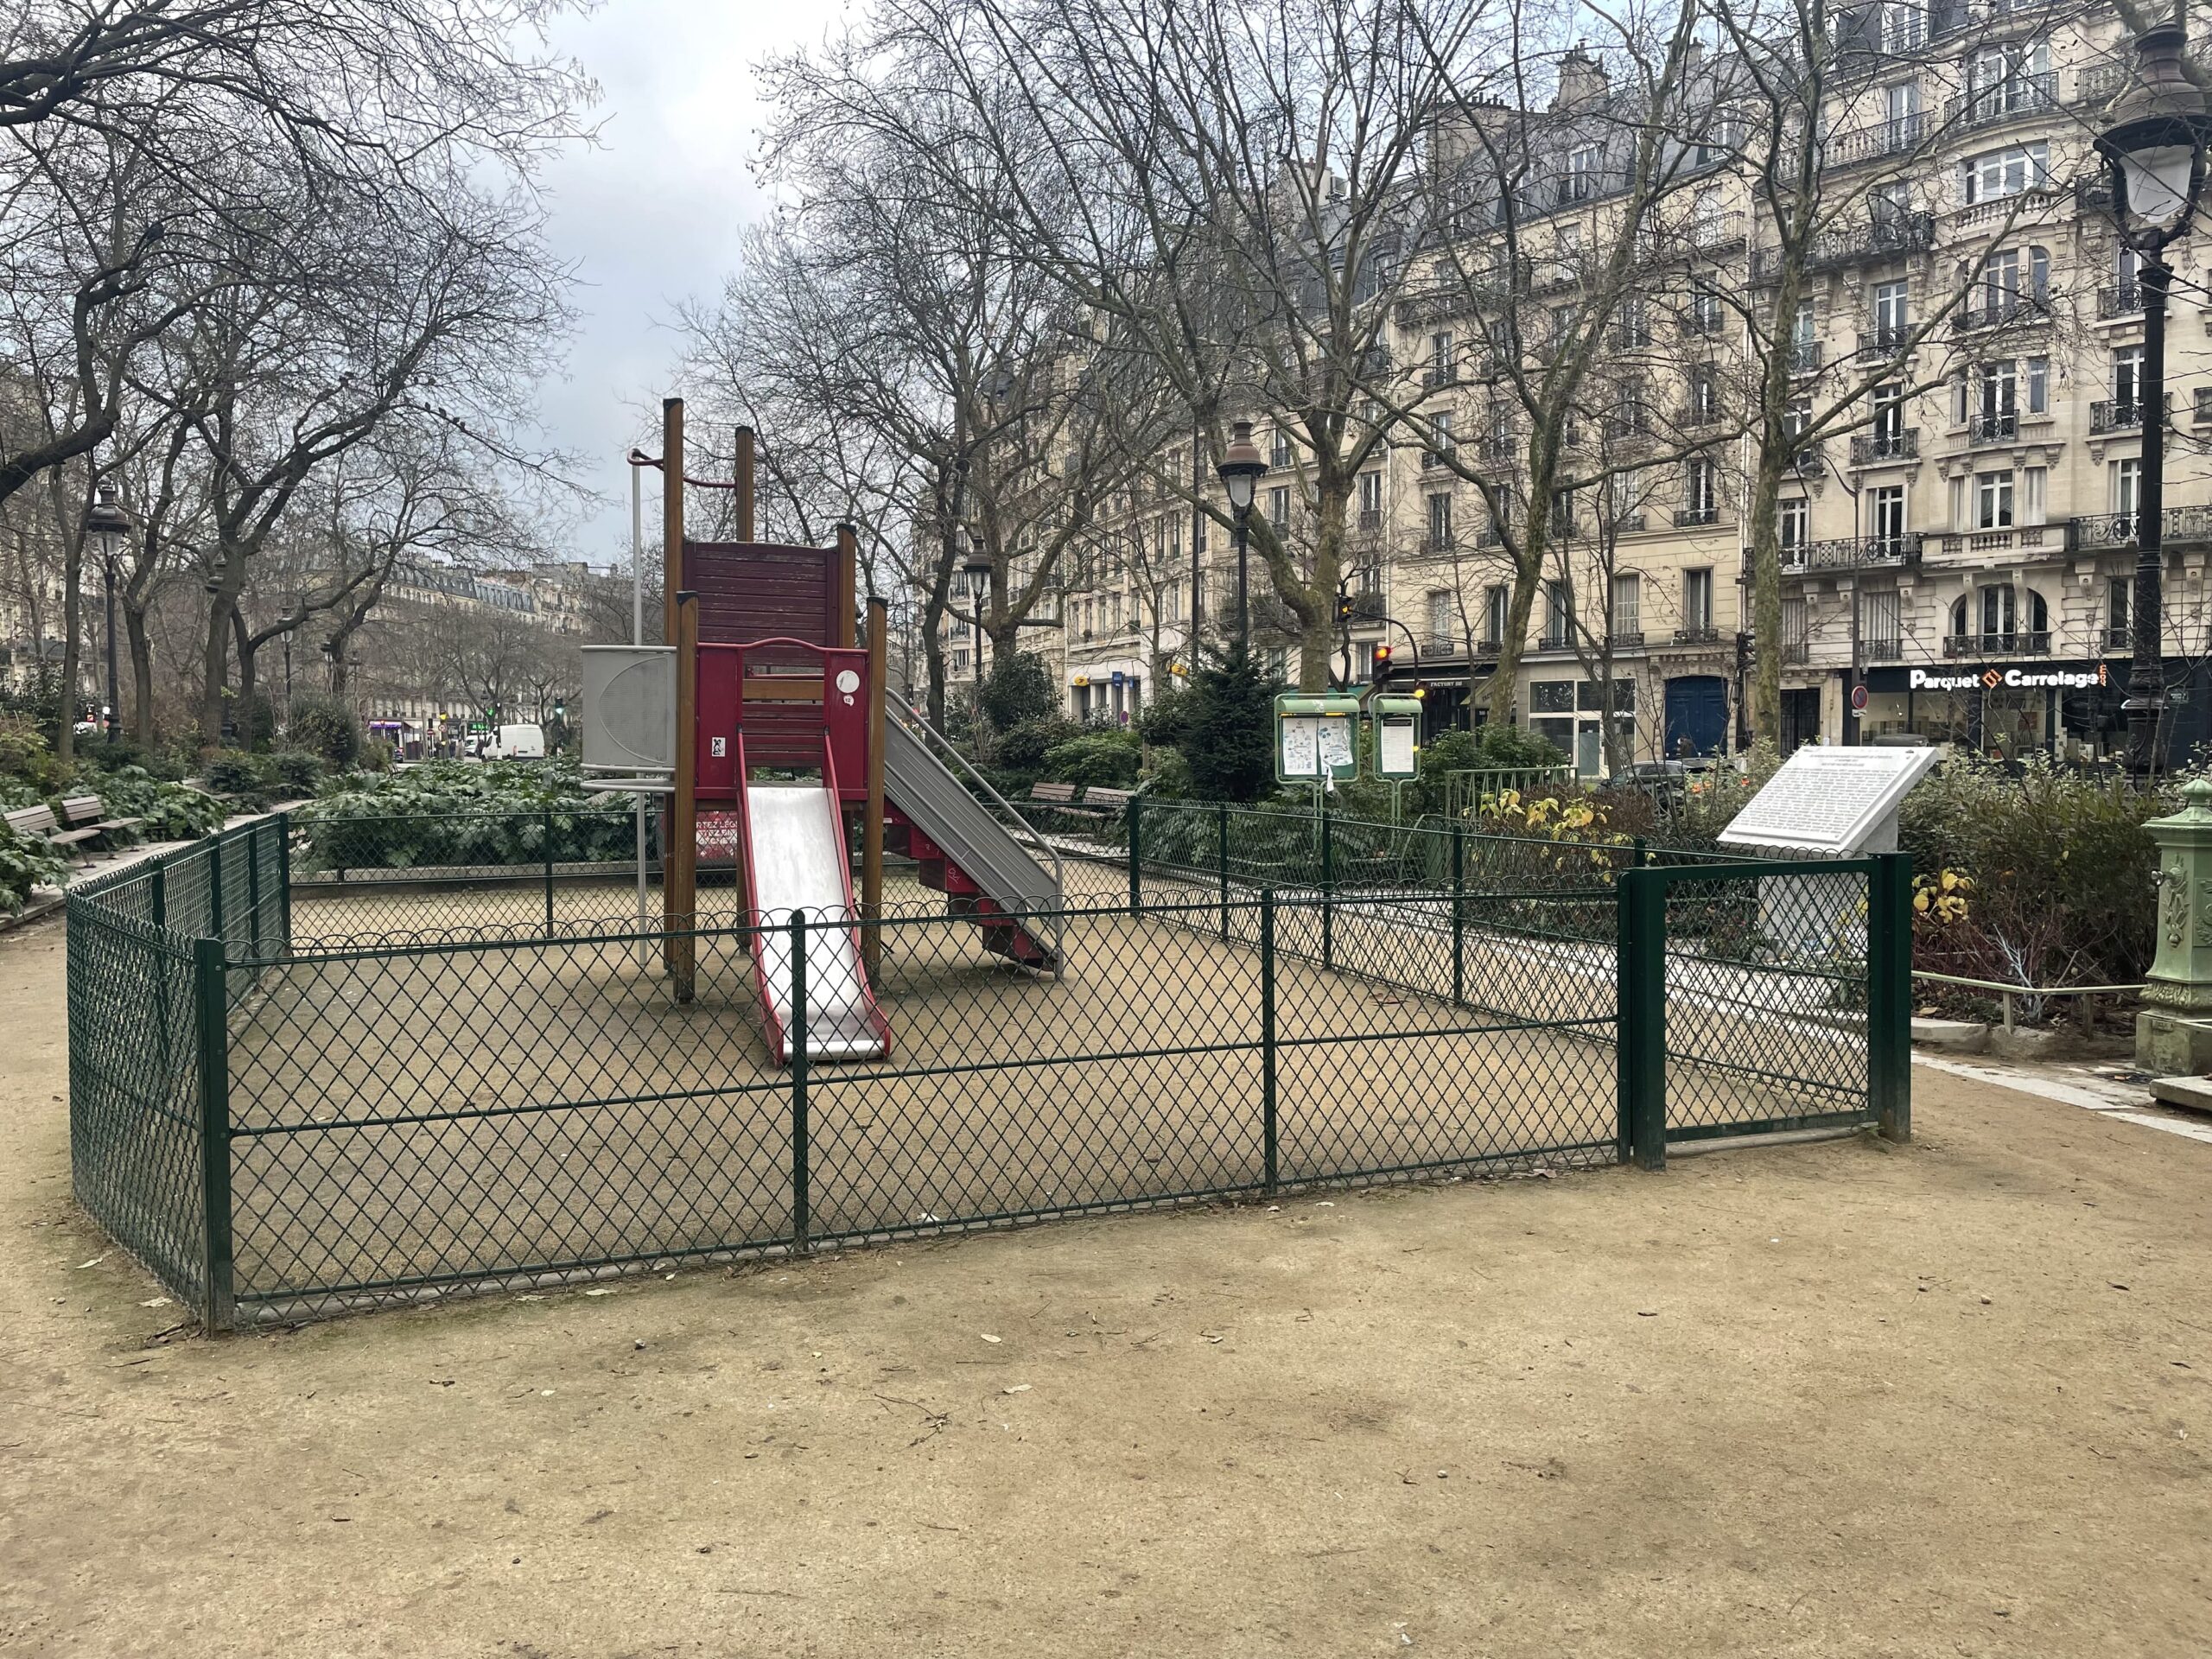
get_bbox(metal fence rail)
[63,803,1910,1327]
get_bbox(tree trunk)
[56,535,81,768]
[232,604,257,718]
[1294,476,1351,690]
[124,598,155,746]
[200,589,236,750]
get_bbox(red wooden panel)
[681,541,835,645]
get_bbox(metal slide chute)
[734,735,891,1065]
[881,708,1063,971]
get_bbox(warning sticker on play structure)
[1281,716,1320,778]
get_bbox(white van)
[485,722,546,760]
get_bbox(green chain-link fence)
[66,802,1910,1327]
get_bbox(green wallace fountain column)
[2138,779,2212,1076]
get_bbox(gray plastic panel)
[582,646,675,772]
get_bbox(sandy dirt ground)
[5,907,2212,1656]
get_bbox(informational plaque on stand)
[1718,746,1939,858]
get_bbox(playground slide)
[743,782,890,1063]
[882,714,1063,968]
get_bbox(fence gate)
[1617,855,1911,1166]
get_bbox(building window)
[1779,497,1809,550]
[1430,330,1454,378]
[1871,484,1907,548]
[2109,576,2132,645]
[2113,456,2143,521]
[1688,365,1719,423]
[2115,345,2145,414]
[1688,288,1724,334]
[1427,491,1454,550]
[1531,680,1574,714]
[1682,456,1717,524]
[1544,579,1574,646]
[1975,470,2014,530]
[1611,573,1641,638]
[1270,428,1293,470]
[1782,595,1808,652]
[1267,486,1290,530]
[1961,143,2050,205]
[1872,280,1909,347]
[1484,583,1510,646]
[1358,470,1383,518]
[1426,588,1453,652]
[1617,298,1649,347]
[1859,588,1903,657]
[1684,568,1713,631]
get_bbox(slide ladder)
[882,710,1064,971]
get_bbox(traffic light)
[1372,643,1394,677]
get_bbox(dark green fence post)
[789,909,810,1252]
[1450,824,1465,1005]
[1128,795,1142,915]
[1217,799,1230,942]
[151,861,171,1064]
[543,808,557,937]
[275,811,292,956]
[1870,852,1913,1142]
[1320,794,1334,971]
[207,830,226,947]
[150,861,166,931]
[1260,887,1278,1196]
[193,936,234,1329]
[1632,836,1649,868]
[1616,867,1667,1170]
[245,822,264,965]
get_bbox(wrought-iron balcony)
[1611,630,1646,649]
[2069,505,2212,550]
[1750,212,1936,281]
[1778,535,1922,575]
[1789,340,1824,375]
[1357,507,1383,532]
[1954,293,2054,334]
[1851,429,1918,464]
[1787,439,1827,474]
[1474,524,1503,548]
[1603,409,1654,439]
[1863,636,1905,662]
[2106,624,2133,650]
[1943,630,2052,657]
[1673,626,1722,645]
[1421,365,1460,390]
[2077,62,2129,105]
[1781,642,1812,665]
[2097,282,2142,319]
[1824,114,1924,170]
[1969,411,2018,443]
[2089,394,2171,434]
[1856,326,1913,358]
[1675,505,1721,528]
[1421,446,1456,471]
[1476,433,1516,461]
[1944,74,2059,134]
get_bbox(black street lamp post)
[1214,421,1268,652]
[2097,23,2212,776]
[83,483,131,745]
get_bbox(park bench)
[1078,786,1137,818]
[1028,781,1080,809]
[62,794,143,840]
[5,796,142,858]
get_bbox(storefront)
[1859,660,2150,760]
[1069,666,1144,726]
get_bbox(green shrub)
[995,717,1084,779]
[1184,645,1276,803]
[978,650,1058,733]
[92,766,229,841]
[1138,681,1200,752]
[0,713,63,795]
[1141,746,1193,799]
[1042,731,1141,790]
[296,758,641,872]
[1476,723,1567,770]
[203,750,272,804]
[0,826,69,913]
[286,691,363,767]
[268,750,324,798]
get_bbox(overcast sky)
[533,0,855,571]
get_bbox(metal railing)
[65,798,1907,1325]
[1942,630,2053,656]
[1851,429,1918,464]
[2070,505,2212,551]
[1781,535,1922,575]
[1945,73,2059,132]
